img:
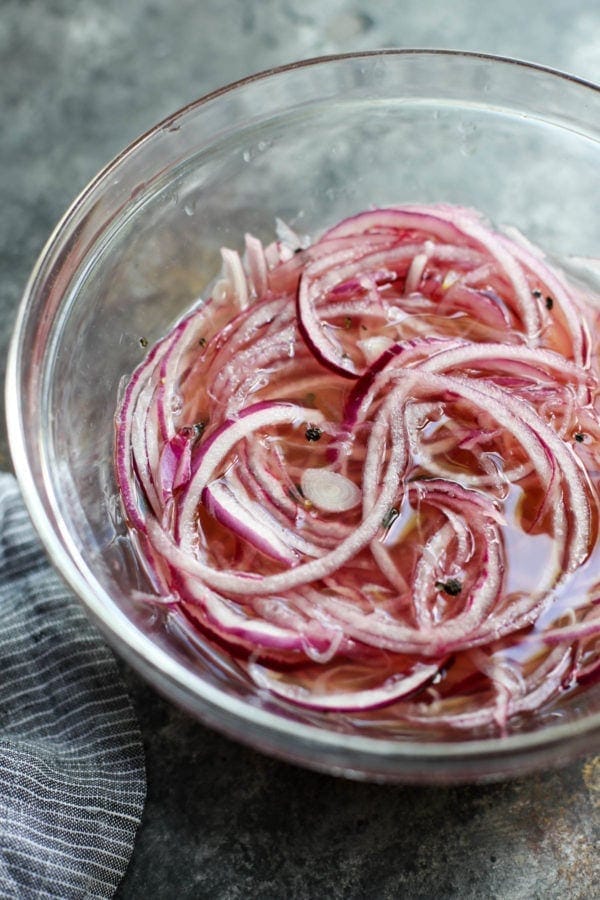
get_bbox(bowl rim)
[7,48,600,768]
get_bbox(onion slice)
[300,468,361,513]
[249,660,441,711]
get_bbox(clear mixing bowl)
[7,51,600,783]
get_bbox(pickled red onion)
[115,205,600,734]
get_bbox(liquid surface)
[115,205,600,735]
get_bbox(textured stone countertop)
[2,1,599,897]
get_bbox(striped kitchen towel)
[0,474,146,899]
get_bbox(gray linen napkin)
[0,474,146,899]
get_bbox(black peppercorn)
[305,426,322,442]
[435,578,463,596]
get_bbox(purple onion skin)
[202,482,299,567]
[296,284,359,379]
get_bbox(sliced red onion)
[497,231,590,365]
[523,614,600,646]
[244,233,268,299]
[176,584,343,657]
[404,251,429,295]
[321,206,466,245]
[203,478,300,566]
[178,400,326,544]
[248,660,441,711]
[437,284,512,330]
[215,247,249,310]
[203,471,326,563]
[116,333,179,530]
[357,336,395,365]
[115,204,600,733]
[435,204,541,339]
[300,468,361,513]
[275,217,309,252]
[145,393,408,596]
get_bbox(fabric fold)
[0,474,145,899]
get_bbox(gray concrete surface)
[1,1,599,897]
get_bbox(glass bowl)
[7,50,600,783]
